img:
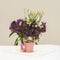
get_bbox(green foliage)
[14,38,19,45]
[9,31,15,37]
[24,9,44,24]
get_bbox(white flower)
[27,36,32,40]
[19,22,22,26]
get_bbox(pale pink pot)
[21,42,34,52]
[24,42,34,52]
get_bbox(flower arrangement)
[9,10,46,45]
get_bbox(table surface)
[0,45,60,60]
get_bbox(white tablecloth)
[0,45,60,60]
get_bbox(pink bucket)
[21,42,34,52]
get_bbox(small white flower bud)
[19,22,22,26]
[27,36,32,40]
[35,25,38,27]
[40,25,44,29]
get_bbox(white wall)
[0,0,60,45]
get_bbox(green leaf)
[14,38,19,45]
[9,31,15,37]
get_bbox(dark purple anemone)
[30,21,37,28]
[22,21,30,37]
[40,22,46,32]
[9,21,17,31]
[9,19,24,33]
[24,29,30,37]
[33,27,40,37]
[17,19,23,25]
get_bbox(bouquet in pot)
[9,10,46,45]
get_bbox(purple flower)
[30,21,37,28]
[24,29,30,37]
[9,19,25,33]
[22,21,27,27]
[33,27,40,37]
[16,26,21,33]
[40,22,46,32]
[34,30,39,36]
[17,19,24,26]
[9,21,17,31]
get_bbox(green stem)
[20,37,24,44]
